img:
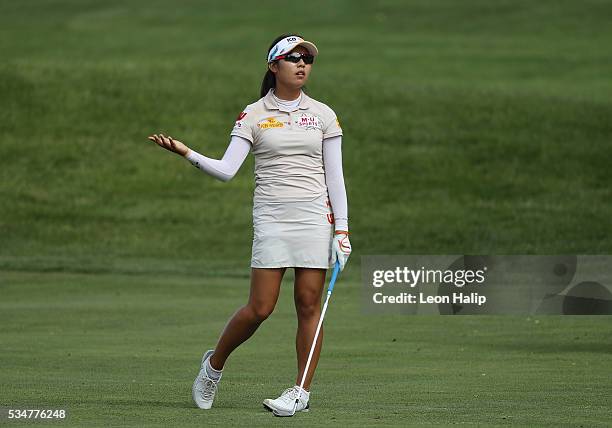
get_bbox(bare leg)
[209,267,286,370]
[293,267,327,391]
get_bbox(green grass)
[1,0,611,426]
[2,270,611,427]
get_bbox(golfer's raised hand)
[331,231,352,271]
[148,133,189,157]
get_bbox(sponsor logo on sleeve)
[233,111,247,129]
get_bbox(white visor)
[267,36,318,63]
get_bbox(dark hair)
[260,33,308,98]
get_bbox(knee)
[296,299,320,320]
[245,304,275,323]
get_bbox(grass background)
[1,0,611,426]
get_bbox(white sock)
[205,356,223,381]
[294,385,310,400]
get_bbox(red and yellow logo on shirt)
[257,117,284,129]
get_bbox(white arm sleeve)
[323,135,349,231]
[184,135,251,182]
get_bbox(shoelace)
[280,387,307,405]
[279,387,297,403]
[198,375,218,401]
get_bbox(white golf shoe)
[263,386,310,414]
[192,350,221,409]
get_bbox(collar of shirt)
[263,88,312,112]
[272,91,301,110]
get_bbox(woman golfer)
[148,34,351,414]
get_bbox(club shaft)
[289,262,340,416]
[292,290,332,413]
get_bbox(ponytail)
[260,68,276,98]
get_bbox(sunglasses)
[276,52,315,64]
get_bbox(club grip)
[327,260,341,294]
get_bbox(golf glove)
[331,231,351,271]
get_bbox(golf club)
[273,260,342,417]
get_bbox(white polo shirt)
[230,88,343,202]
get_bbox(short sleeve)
[322,107,343,139]
[230,107,255,144]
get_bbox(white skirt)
[251,193,334,268]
